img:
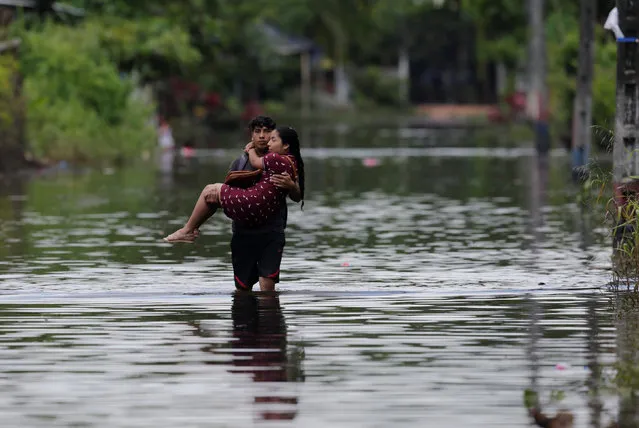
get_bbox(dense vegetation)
[0,0,622,165]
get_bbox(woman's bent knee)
[202,183,222,205]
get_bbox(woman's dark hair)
[276,126,305,208]
[248,115,276,132]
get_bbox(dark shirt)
[229,153,287,235]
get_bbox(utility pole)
[527,0,550,154]
[613,2,639,227]
[571,0,596,180]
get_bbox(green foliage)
[352,67,403,107]
[459,0,527,68]
[592,39,617,143]
[611,196,639,291]
[0,55,18,131]
[542,10,616,148]
[26,94,154,164]
[458,0,616,149]
[523,389,538,408]
[16,20,156,164]
[0,0,626,164]
[545,11,578,140]
[96,16,202,82]
[20,21,130,124]
[260,0,377,64]
[0,53,23,156]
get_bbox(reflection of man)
[197,291,304,421]
[218,116,301,292]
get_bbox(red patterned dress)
[219,153,298,227]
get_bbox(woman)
[164,126,305,243]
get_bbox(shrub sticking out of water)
[15,20,155,165]
[610,194,639,292]
[8,18,201,166]
[577,126,639,291]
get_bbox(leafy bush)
[95,16,202,82]
[0,55,18,131]
[352,66,403,108]
[0,53,23,155]
[545,11,616,150]
[15,20,157,164]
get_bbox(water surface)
[0,128,628,427]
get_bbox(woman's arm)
[247,148,263,170]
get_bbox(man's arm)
[271,173,301,203]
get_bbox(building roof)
[258,22,315,56]
[0,0,84,17]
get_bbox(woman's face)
[268,131,289,154]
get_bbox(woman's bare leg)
[184,184,221,230]
[164,184,222,243]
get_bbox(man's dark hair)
[248,115,276,132]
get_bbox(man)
[208,115,300,292]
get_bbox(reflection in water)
[0,128,624,426]
[530,152,549,246]
[526,297,611,428]
[615,294,639,427]
[197,292,304,422]
[0,176,26,260]
[527,295,541,410]
[157,149,175,189]
[586,300,602,428]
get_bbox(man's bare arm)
[270,173,301,202]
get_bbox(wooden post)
[300,51,311,118]
[571,0,596,179]
[613,1,639,215]
[398,45,410,105]
[527,0,550,154]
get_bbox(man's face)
[251,127,272,153]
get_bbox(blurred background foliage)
[0,0,622,165]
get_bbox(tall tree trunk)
[571,0,595,178]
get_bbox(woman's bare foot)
[163,228,200,243]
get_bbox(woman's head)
[268,127,295,154]
[271,126,305,207]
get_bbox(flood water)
[0,127,634,427]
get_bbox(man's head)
[248,115,276,154]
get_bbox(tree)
[259,0,376,106]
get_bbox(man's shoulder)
[229,157,242,172]
[229,153,253,172]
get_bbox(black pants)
[230,231,285,290]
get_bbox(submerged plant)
[610,193,639,291]
[579,126,639,291]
